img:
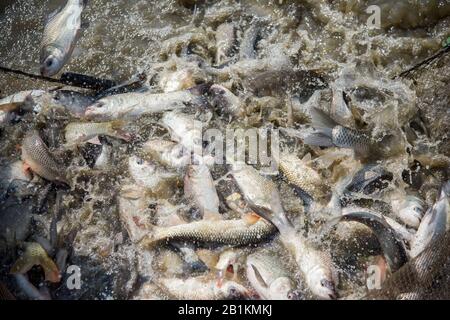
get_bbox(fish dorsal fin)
[251,264,268,289]
[45,8,62,25]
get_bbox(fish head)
[40,48,65,77]
[209,84,229,106]
[268,277,298,300]
[218,281,251,300]
[308,268,337,300]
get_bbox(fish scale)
[21,130,67,184]
[141,218,277,248]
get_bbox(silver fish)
[142,139,191,169]
[161,111,204,155]
[215,22,236,64]
[158,275,250,300]
[209,84,244,117]
[340,209,409,272]
[410,182,449,258]
[302,107,375,156]
[240,22,261,60]
[84,85,209,121]
[40,0,88,76]
[246,250,299,300]
[184,163,221,220]
[64,121,131,147]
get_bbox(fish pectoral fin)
[243,212,261,225]
[86,136,102,145]
[42,259,61,283]
[251,264,269,288]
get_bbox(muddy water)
[0,0,449,300]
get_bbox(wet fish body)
[246,250,298,300]
[21,130,69,184]
[140,218,277,249]
[215,22,236,64]
[84,87,208,120]
[159,276,250,300]
[64,121,130,146]
[184,164,221,220]
[40,0,87,76]
[303,107,375,157]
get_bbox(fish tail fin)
[310,107,338,128]
[303,130,334,147]
[301,107,338,147]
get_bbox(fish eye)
[46,59,54,67]
[136,158,144,165]
[228,287,241,299]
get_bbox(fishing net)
[367,229,450,300]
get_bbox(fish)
[278,152,330,204]
[93,142,112,169]
[231,165,337,299]
[367,229,450,300]
[159,68,204,93]
[184,163,221,220]
[344,164,393,196]
[142,139,191,169]
[158,275,251,300]
[51,89,96,117]
[340,209,409,272]
[128,155,179,198]
[215,22,236,64]
[0,90,46,112]
[231,164,292,229]
[239,22,261,60]
[139,216,277,249]
[245,70,327,97]
[64,121,131,147]
[209,84,244,117]
[410,182,449,258]
[21,130,69,185]
[40,0,88,76]
[161,111,204,155]
[278,228,338,300]
[215,249,244,282]
[10,242,61,283]
[246,250,299,300]
[84,85,209,121]
[301,107,376,157]
[391,195,425,229]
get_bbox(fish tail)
[302,107,338,147]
